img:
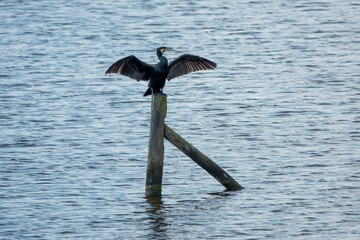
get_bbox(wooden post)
[164,124,244,191]
[145,94,167,197]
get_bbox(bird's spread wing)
[167,54,217,81]
[105,55,154,81]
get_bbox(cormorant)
[105,47,217,96]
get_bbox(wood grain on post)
[145,94,167,197]
[164,124,244,191]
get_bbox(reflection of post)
[146,197,168,239]
[164,124,244,191]
[145,94,167,197]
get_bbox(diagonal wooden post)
[164,124,243,191]
[145,94,167,197]
[145,93,243,197]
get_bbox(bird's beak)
[165,47,172,52]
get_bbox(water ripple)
[1,0,360,239]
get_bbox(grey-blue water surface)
[1,0,360,239]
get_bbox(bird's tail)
[143,88,152,97]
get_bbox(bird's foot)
[154,92,167,97]
[160,89,167,96]
[153,89,167,96]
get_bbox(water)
[1,0,359,239]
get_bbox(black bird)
[105,47,217,96]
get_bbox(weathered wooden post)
[145,94,167,197]
[164,124,244,191]
[145,93,243,197]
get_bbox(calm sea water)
[1,0,359,239]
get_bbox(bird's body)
[146,51,169,96]
[105,47,216,96]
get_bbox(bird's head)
[157,46,172,55]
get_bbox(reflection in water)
[207,190,234,197]
[145,197,169,239]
